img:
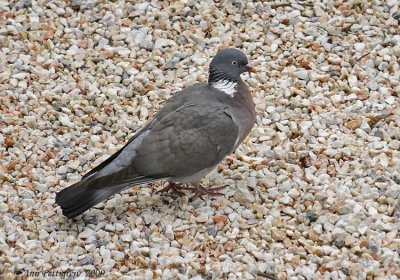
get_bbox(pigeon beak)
[244,65,256,73]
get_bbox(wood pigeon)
[56,48,257,218]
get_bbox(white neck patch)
[211,80,237,97]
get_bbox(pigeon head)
[208,48,255,84]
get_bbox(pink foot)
[157,183,228,201]
[157,182,188,196]
[189,185,228,202]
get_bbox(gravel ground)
[1,0,400,279]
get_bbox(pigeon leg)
[189,184,228,201]
[157,182,188,196]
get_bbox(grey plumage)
[56,48,256,218]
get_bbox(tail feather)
[55,179,120,219]
[55,176,155,219]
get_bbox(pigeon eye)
[232,61,238,66]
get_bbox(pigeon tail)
[55,176,154,219]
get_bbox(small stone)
[266,105,275,113]
[24,116,37,128]
[234,187,255,204]
[79,255,94,266]
[347,119,361,130]
[78,229,94,239]
[139,107,148,119]
[358,225,368,235]
[348,75,358,87]
[385,96,396,105]
[271,228,285,241]
[121,234,132,242]
[57,166,68,175]
[288,188,300,198]
[115,223,124,231]
[10,78,18,87]
[213,215,228,224]
[366,80,378,91]
[207,226,218,238]
[59,115,74,128]
[131,228,141,240]
[112,250,125,261]
[140,34,154,50]
[165,225,174,240]
[134,2,149,10]
[368,207,378,216]
[68,160,80,170]
[300,266,315,280]
[154,38,175,50]
[196,212,208,223]
[295,70,309,80]
[354,43,366,52]
[142,213,154,224]
[338,204,353,215]
[0,203,9,213]
[330,94,342,104]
